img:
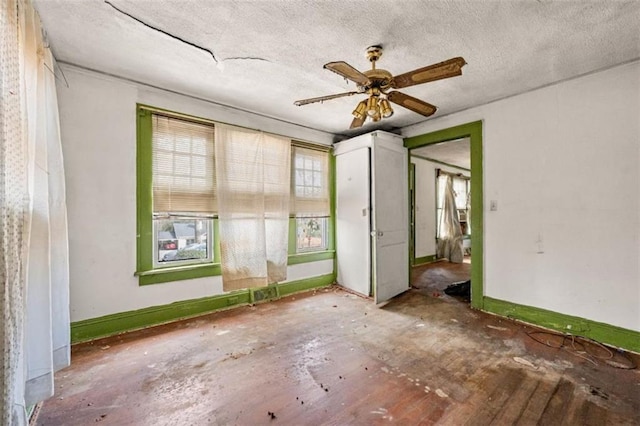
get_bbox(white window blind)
[291,146,330,217]
[152,114,216,215]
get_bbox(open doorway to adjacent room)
[406,122,483,308]
[410,137,471,302]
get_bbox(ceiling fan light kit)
[366,95,379,117]
[352,100,367,119]
[294,45,466,129]
[379,98,394,118]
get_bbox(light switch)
[490,200,498,211]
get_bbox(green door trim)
[409,162,416,268]
[404,121,484,309]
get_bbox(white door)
[336,147,371,296]
[372,141,409,304]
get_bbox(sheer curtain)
[214,124,290,291]
[437,175,464,263]
[1,0,70,423]
[1,0,29,422]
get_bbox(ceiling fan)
[294,46,466,129]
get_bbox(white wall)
[403,61,640,332]
[57,65,334,322]
[411,157,470,259]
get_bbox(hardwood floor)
[411,259,471,293]
[37,282,639,425]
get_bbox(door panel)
[336,148,371,296]
[373,143,409,304]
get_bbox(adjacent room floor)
[411,259,471,296]
[37,284,639,425]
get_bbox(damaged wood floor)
[411,259,471,293]
[38,282,639,425]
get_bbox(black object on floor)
[444,280,471,302]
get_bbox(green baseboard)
[279,274,335,296]
[71,273,334,344]
[483,297,640,353]
[413,255,437,266]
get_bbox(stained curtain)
[1,0,70,423]
[214,124,291,291]
[437,175,464,263]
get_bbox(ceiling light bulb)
[366,96,379,117]
[352,100,367,119]
[380,99,394,118]
[372,110,382,122]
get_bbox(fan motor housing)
[362,69,393,91]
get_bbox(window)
[137,107,221,285]
[296,217,328,251]
[151,114,216,267]
[154,217,211,265]
[137,106,334,285]
[291,145,331,252]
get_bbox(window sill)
[136,251,335,286]
[287,250,335,265]
[136,263,222,286]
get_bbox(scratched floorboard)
[37,267,639,425]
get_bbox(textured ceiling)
[34,0,640,139]
[412,138,470,170]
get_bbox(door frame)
[408,162,416,269]
[404,121,484,310]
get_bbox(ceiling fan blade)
[350,115,366,129]
[392,57,466,89]
[387,91,437,117]
[324,61,371,86]
[294,91,359,106]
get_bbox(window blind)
[152,114,216,215]
[291,146,330,217]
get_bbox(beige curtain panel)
[214,124,291,291]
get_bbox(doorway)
[404,121,483,309]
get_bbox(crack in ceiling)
[104,0,219,64]
[34,0,640,137]
[104,1,272,71]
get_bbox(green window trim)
[289,143,335,255]
[137,249,336,287]
[136,107,154,275]
[137,264,223,286]
[136,104,336,286]
[287,250,335,265]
